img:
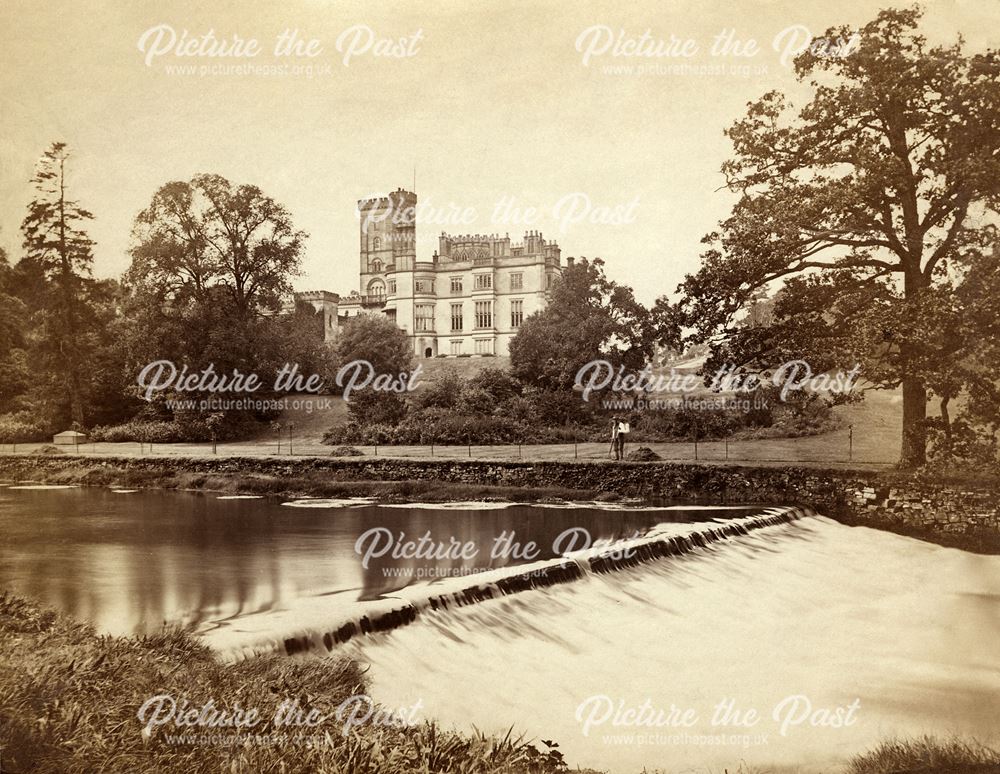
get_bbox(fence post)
[288,423,293,456]
[212,432,217,455]
[431,441,434,457]
[468,436,472,458]
[374,441,378,457]
[725,437,729,460]
[574,436,578,460]
[848,424,853,461]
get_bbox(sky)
[1,0,997,305]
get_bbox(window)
[450,303,463,332]
[415,304,434,332]
[546,274,554,289]
[510,299,524,328]
[368,279,385,299]
[474,273,492,290]
[370,259,382,273]
[474,300,492,329]
[450,340,462,355]
[510,273,523,290]
[415,279,435,294]
[373,236,381,250]
[475,339,493,355]
[450,277,463,294]
[387,279,396,294]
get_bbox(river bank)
[2,453,998,554]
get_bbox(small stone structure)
[52,430,87,446]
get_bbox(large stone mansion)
[296,188,564,357]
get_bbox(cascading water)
[210,506,811,658]
[336,514,1000,773]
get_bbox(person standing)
[617,416,630,460]
[610,416,624,460]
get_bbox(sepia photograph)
[0,1,999,772]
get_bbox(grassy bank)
[0,592,573,773]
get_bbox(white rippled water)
[340,516,1000,773]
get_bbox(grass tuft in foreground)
[848,735,1000,773]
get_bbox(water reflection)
[0,488,750,635]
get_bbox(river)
[2,484,998,772]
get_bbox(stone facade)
[295,188,563,356]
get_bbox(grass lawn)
[3,388,910,469]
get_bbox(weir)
[214,505,813,661]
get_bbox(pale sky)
[1,0,996,305]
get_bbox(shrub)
[412,368,464,410]
[329,445,364,457]
[922,418,999,479]
[0,413,49,443]
[323,408,576,446]
[345,388,409,426]
[625,446,661,462]
[90,420,209,443]
[456,386,496,416]
[466,368,522,404]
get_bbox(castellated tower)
[357,189,416,303]
[345,188,560,358]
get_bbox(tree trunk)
[899,268,929,469]
[58,155,86,429]
[900,377,927,468]
[940,395,951,440]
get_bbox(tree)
[0,249,30,415]
[121,174,310,430]
[510,258,653,411]
[332,313,413,424]
[333,313,413,378]
[128,174,306,321]
[669,7,1000,467]
[20,143,97,426]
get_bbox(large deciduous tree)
[510,258,653,398]
[128,174,305,320]
[670,7,1000,468]
[123,174,307,372]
